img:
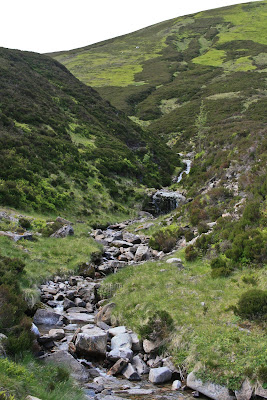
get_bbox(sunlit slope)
[50,1,267,200]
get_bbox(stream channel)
[33,157,208,400]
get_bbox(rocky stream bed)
[31,215,212,400]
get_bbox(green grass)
[102,249,267,390]
[0,354,85,400]
[192,49,226,67]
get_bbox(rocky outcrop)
[187,372,236,400]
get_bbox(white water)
[177,159,192,183]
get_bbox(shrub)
[19,217,31,229]
[197,222,209,234]
[184,229,194,242]
[185,244,198,261]
[210,256,233,278]
[138,310,174,341]
[149,226,183,253]
[234,289,267,320]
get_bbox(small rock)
[107,358,129,376]
[132,355,149,375]
[107,348,133,362]
[143,339,161,354]
[130,332,142,352]
[95,303,115,326]
[51,224,74,238]
[63,298,76,310]
[122,363,141,381]
[134,245,150,262]
[48,328,65,341]
[172,380,182,390]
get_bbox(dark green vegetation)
[0,47,178,217]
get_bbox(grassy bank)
[101,248,267,390]
[0,354,85,400]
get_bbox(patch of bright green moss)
[192,49,226,67]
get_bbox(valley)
[0,1,266,399]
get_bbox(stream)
[31,155,208,400]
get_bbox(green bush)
[138,310,174,341]
[197,222,209,235]
[210,256,233,278]
[19,217,31,229]
[234,289,267,320]
[185,244,198,261]
[149,226,183,253]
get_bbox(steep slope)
[0,47,178,217]
[51,0,267,199]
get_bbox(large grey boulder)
[75,326,107,357]
[108,326,126,336]
[64,312,95,324]
[33,309,63,326]
[134,245,150,262]
[44,350,88,382]
[107,347,133,362]
[111,333,132,350]
[149,367,172,384]
[51,224,74,238]
[187,372,236,400]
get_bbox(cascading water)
[177,159,192,183]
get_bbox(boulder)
[33,309,62,326]
[95,303,115,326]
[66,306,88,314]
[75,326,107,358]
[48,328,65,341]
[149,367,172,384]
[122,363,141,381]
[132,355,149,375]
[130,332,142,352]
[45,350,88,382]
[50,224,74,238]
[108,326,126,337]
[63,298,76,310]
[107,347,133,362]
[143,339,161,353]
[64,312,95,324]
[107,358,129,376]
[235,379,253,400]
[0,231,33,242]
[112,240,134,248]
[134,245,150,262]
[56,216,72,225]
[26,397,42,400]
[255,384,267,398]
[187,372,236,400]
[111,333,132,350]
[122,232,141,244]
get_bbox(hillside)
[51,0,267,199]
[0,47,178,220]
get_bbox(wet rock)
[75,326,107,358]
[63,298,76,310]
[51,224,74,238]
[74,297,86,308]
[122,363,141,381]
[120,389,154,395]
[85,383,104,393]
[66,290,77,300]
[132,355,149,375]
[111,333,132,350]
[55,293,64,301]
[134,245,150,262]
[107,348,133,362]
[33,309,63,326]
[187,372,236,400]
[149,366,172,384]
[107,358,129,376]
[69,276,77,286]
[67,306,88,314]
[45,350,88,382]
[95,303,115,326]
